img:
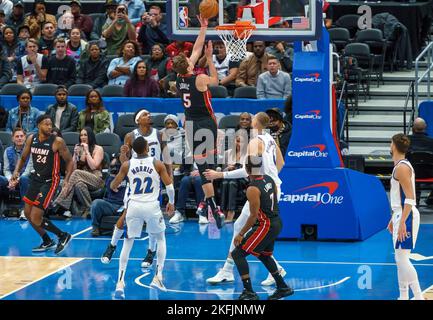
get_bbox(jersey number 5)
[182,93,191,108]
[133,177,154,195]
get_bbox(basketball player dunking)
[111,136,175,298]
[204,112,287,286]
[9,115,74,254]
[388,133,424,300]
[172,15,225,228]
[101,109,172,269]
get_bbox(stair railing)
[415,41,433,108]
[403,81,415,135]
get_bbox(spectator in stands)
[6,90,41,133]
[323,0,333,29]
[70,0,93,40]
[17,24,29,46]
[160,114,186,165]
[66,28,88,65]
[147,43,169,83]
[24,0,57,39]
[46,38,76,88]
[0,54,11,89]
[1,26,19,81]
[0,127,33,219]
[90,152,128,237]
[77,89,110,134]
[16,38,48,90]
[38,21,56,56]
[119,0,145,25]
[53,126,105,217]
[102,3,136,56]
[76,42,108,89]
[256,56,291,99]
[123,60,159,97]
[235,41,270,87]
[137,5,169,55]
[45,85,79,132]
[265,107,291,157]
[166,41,193,59]
[107,40,141,85]
[5,1,24,30]
[236,112,252,131]
[0,10,7,32]
[0,0,12,19]
[56,10,74,39]
[265,42,293,73]
[219,130,248,222]
[90,0,118,41]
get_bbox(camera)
[109,153,122,175]
[118,8,125,14]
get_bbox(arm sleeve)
[223,167,248,179]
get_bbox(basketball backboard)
[167,0,322,41]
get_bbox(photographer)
[53,127,105,217]
[102,3,136,56]
[90,149,128,237]
[137,5,168,55]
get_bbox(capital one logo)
[287,144,328,158]
[294,73,322,83]
[280,181,344,207]
[294,109,322,120]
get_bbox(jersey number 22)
[132,177,154,195]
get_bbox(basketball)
[199,0,219,19]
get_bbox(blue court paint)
[1,219,432,300]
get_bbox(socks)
[398,282,409,300]
[111,226,124,247]
[41,218,64,237]
[272,272,288,289]
[242,277,253,292]
[149,234,157,252]
[222,258,235,273]
[154,232,167,281]
[206,197,218,212]
[118,238,134,283]
[42,233,52,244]
[409,281,424,300]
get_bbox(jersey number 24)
[132,177,154,195]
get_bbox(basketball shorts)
[186,117,218,185]
[240,216,282,257]
[125,200,165,238]
[392,208,420,250]
[23,175,59,210]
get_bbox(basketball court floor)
[1,216,432,300]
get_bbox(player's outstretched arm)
[234,186,261,246]
[205,40,219,86]
[110,161,130,192]
[275,143,285,172]
[190,15,208,66]
[154,159,175,216]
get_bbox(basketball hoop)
[216,21,256,62]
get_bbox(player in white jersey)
[101,109,172,269]
[204,112,287,286]
[388,133,424,300]
[111,136,175,299]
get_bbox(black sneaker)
[212,208,225,229]
[238,289,259,300]
[55,233,72,255]
[32,239,56,252]
[196,201,208,217]
[268,287,294,300]
[101,244,116,264]
[141,249,156,268]
[91,228,100,237]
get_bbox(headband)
[135,109,148,124]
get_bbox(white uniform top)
[256,132,282,187]
[131,128,161,160]
[127,156,160,203]
[390,159,416,212]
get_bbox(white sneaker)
[114,281,125,299]
[261,267,287,286]
[63,211,72,218]
[19,210,27,221]
[206,269,234,284]
[169,211,184,224]
[150,275,167,292]
[199,214,209,224]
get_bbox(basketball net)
[216,21,256,62]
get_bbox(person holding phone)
[102,3,136,55]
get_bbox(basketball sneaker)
[268,287,294,300]
[169,210,184,224]
[32,239,56,252]
[141,249,156,268]
[101,244,116,264]
[238,289,259,300]
[150,275,167,292]
[212,207,225,229]
[196,201,207,216]
[261,267,287,286]
[114,281,125,299]
[206,269,234,284]
[19,210,27,221]
[199,214,209,224]
[55,233,72,255]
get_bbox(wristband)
[404,199,416,206]
[166,184,175,204]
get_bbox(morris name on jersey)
[131,165,154,175]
